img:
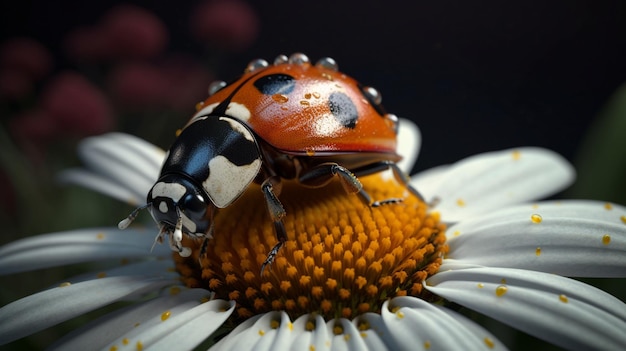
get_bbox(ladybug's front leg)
[260,176,287,274]
[198,222,214,266]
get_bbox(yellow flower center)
[174,173,447,321]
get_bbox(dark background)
[2,0,625,173]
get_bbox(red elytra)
[199,55,399,156]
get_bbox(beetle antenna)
[118,204,150,230]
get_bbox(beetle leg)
[260,176,288,273]
[198,221,215,267]
[299,162,381,207]
[261,176,286,222]
[385,161,426,203]
[387,162,415,196]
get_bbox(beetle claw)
[260,220,287,276]
[371,198,404,207]
[260,241,283,275]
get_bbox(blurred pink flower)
[0,37,52,80]
[64,4,168,62]
[9,73,113,164]
[108,62,169,108]
[0,37,52,99]
[63,27,110,63]
[41,71,115,136]
[9,108,57,143]
[190,0,259,52]
[0,68,32,100]
[9,108,59,165]
[159,54,214,110]
[108,54,213,111]
[101,4,169,60]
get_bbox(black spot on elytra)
[254,74,295,95]
[328,92,358,129]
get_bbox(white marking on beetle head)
[180,212,197,232]
[225,102,251,122]
[219,117,255,142]
[158,201,168,213]
[203,155,261,208]
[151,182,186,202]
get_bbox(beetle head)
[146,175,212,239]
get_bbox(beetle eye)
[181,193,207,218]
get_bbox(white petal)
[210,311,295,351]
[426,147,575,222]
[396,118,421,174]
[59,132,163,204]
[436,307,508,351]
[80,133,164,183]
[209,314,262,350]
[0,227,169,275]
[350,313,391,351]
[379,297,507,350]
[327,318,369,351]
[214,313,372,351]
[292,314,331,351]
[48,288,215,350]
[102,298,235,351]
[0,276,177,345]
[426,266,626,350]
[212,299,507,351]
[446,200,626,277]
[352,313,393,351]
[60,259,178,285]
[59,169,145,205]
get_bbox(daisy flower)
[1,119,625,350]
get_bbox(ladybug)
[120,53,422,272]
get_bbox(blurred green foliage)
[567,83,626,205]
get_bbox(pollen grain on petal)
[495,285,508,297]
[530,214,543,224]
[484,337,495,348]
